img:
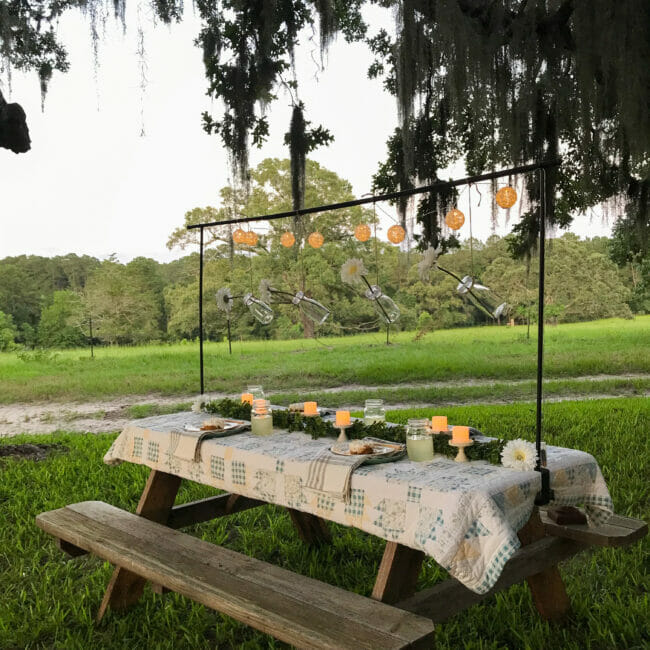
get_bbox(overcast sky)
[0,4,614,263]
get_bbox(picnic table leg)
[287,508,332,546]
[517,507,571,621]
[97,470,182,622]
[372,542,425,604]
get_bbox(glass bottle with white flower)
[340,258,400,324]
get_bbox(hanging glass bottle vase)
[364,285,400,324]
[456,276,507,319]
[292,291,330,325]
[243,293,274,325]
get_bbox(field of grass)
[1,317,649,404]
[1,397,647,649]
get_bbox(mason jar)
[364,399,386,425]
[251,399,273,436]
[406,418,434,462]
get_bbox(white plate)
[183,420,244,433]
[330,440,404,457]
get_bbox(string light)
[496,186,517,209]
[308,231,324,248]
[445,208,465,230]
[246,230,259,246]
[233,228,246,244]
[387,224,406,244]
[354,223,371,242]
[280,231,295,247]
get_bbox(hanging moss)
[289,103,307,212]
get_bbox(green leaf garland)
[205,398,505,465]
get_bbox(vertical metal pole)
[199,226,205,395]
[227,316,232,355]
[535,167,552,505]
[535,168,545,465]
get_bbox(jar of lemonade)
[251,399,273,436]
[406,418,434,462]
[364,399,386,425]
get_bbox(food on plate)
[349,440,373,455]
[289,403,304,412]
[201,417,226,431]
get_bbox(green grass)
[0,317,648,404]
[1,397,647,649]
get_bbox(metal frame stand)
[190,159,559,503]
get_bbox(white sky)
[0,4,614,263]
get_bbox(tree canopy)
[2,1,649,254]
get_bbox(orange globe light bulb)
[444,208,465,230]
[387,224,406,244]
[280,231,295,248]
[308,231,324,248]
[354,223,372,242]
[496,186,517,209]
[246,230,259,246]
[233,228,246,244]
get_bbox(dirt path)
[1,373,647,438]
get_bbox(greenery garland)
[205,398,505,465]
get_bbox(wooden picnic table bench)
[36,468,647,648]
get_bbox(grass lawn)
[1,397,647,649]
[0,317,649,404]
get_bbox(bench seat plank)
[36,502,434,650]
[540,511,648,547]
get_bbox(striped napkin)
[303,450,366,503]
[173,423,250,463]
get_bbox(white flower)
[215,287,232,312]
[340,258,368,285]
[259,279,273,304]
[501,439,538,472]
[417,245,442,282]
[191,395,205,413]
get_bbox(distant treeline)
[0,233,647,352]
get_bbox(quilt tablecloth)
[104,412,613,594]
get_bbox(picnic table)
[36,411,647,649]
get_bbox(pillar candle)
[241,393,254,405]
[335,410,351,427]
[432,415,448,432]
[452,426,470,443]
[304,401,318,416]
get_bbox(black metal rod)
[199,226,205,395]
[187,160,561,230]
[227,316,232,356]
[535,167,553,505]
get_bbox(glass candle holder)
[364,399,386,425]
[243,293,274,324]
[251,399,273,436]
[406,418,434,462]
[246,385,265,401]
[292,291,330,325]
[364,285,401,324]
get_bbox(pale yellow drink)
[251,414,273,436]
[407,435,434,461]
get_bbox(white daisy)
[417,245,442,281]
[191,394,205,413]
[215,287,232,312]
[340,258,368,285]
[501,439,538,472]
[259,279,273,304]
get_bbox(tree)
[0,310,17,351]
[37,290,87,348]
[86,257,166,344]
[5,2,647,256]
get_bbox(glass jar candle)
[247,385,265,400]
[251,399,273,436]
[364,399,386,425]
[406,418,434,462]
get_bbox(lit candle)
[335,410,351,427]
[304,401,318,416]
[452,426,470,443]
[432,415,448,432]
[241,393,254,405]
